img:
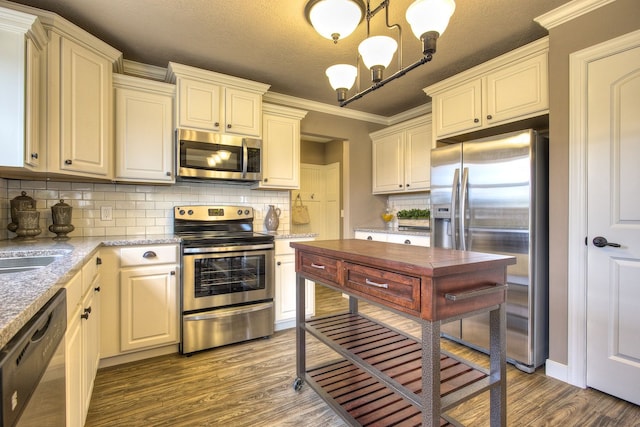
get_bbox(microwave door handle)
[242,139,248,178]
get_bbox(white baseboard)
[544,358,569,383]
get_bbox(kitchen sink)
[0,254,64,274]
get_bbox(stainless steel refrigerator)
[431,129,548,373]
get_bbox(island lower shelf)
[301,312,495,426]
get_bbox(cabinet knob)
[214,122,220,127]
[80,312,89,320]
[31,153,38,159]
[406,184,410,187]
[84,306,92,314]
[264,178,268,182]
[487,114,493,120]
[398,184,403,188]
[277,261,281,266]
[96,257,102,265]
[166,172,171,177]
[367,236,373,240]
[404,239,411,244]
[474,118,479,123]
[64,159,72,165]
[94,286,101,292]
[170,271,176,275]
[227,124,232,129]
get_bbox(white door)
[586,40,640,405]
[292,162,341,240]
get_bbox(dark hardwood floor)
[86,285,640,426]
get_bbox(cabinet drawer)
[275,238,314,256]
[344,262,420,315]
[120,245,177,267]
[298,252,341,287]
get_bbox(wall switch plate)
[100,206,113,221]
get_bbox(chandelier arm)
[339,53,433,107]
[383,1,402,72]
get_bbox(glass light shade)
[358,36,398,69]
[309,0,363,42]
[325,64,358,90]
[405,0,456,39]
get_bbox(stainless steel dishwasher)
[1,289,67,427]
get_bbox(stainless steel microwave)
[176,128,262,182]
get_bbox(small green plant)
[396,209,430,219]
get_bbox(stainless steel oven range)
[175,205,275,354]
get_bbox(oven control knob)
[244,209,250,215]
[188,210,194,215]
[179,210,185,216]
[237,209,243,216]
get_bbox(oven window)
[180,141,242,171]
[194,253,266,297]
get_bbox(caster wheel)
[293,377,304,391]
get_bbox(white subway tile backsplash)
[1,178,291,240]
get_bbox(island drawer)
[297,252,342,287]
[344,262,421,315]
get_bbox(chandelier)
[305,0,456,107]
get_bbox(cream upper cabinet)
[167,62,270,138]
[0,7,47,172]
[45,29,121,179]
[113,74,175,183]
[425,37,548,141]
[254,103,308,190]
[371,115,432,194]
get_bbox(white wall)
[0,177,290,239]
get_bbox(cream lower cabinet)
[355,230,430,247]
[113,74,175,183]
[425,37,548,141]
[100,244,179,366]
[65,251,101,427]
[371,115,432,194]
[274,238,315,331]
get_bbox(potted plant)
[396,208,430,229]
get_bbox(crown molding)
[534,0,616,30]
[122,59,168,81]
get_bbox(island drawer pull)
[310,263,326,270]
[445,284,508,301]
[365,278,389,289]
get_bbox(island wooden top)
[290,239,515,277]
[291,239,517,321]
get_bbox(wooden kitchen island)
[290,239,516,427]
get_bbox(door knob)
[593,236,621,248]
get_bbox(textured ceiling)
[9,0,568,117]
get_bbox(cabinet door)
[484,52,549,126]
[59,38,112,177]
[404,123,432,191]
[178,78,221,132]
[120,265,178,352]
[24,38,42,169]
[115,85,174,182]
[372,132,404,194]
[65,273,83,427]
[224,87,261,137]
[259,112,300,189]
[433,79,482,139]
[81,285,100,421]
[275,254,297,322]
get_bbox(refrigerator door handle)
[459,167,469,251]
[450,168,460,250]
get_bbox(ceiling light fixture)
[306,0,456,107]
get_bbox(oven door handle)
[184,301,273,321]
[183,243,274,254]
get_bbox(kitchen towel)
[292,195,310,225]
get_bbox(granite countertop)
[353,226,430,237]
[0,235,180,349]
